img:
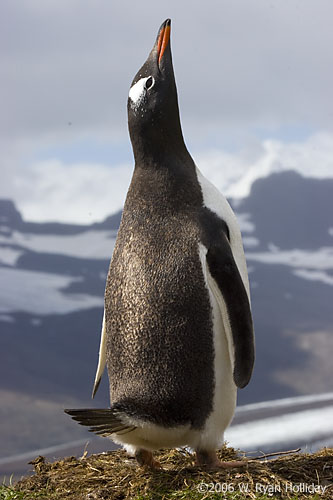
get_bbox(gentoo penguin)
[65,19,254,469]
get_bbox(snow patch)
[0,230,116,260]
[236,392,333,413]
[226,405,333,450]
[236,213,255,233]
[247,247,333,270]
[293,269,333,286]
[30,318,42,326]
[0,268,103,315]
[268,243,280,253]
[242,237,259,248]
[0,314,15,323]
[0,247,24,266]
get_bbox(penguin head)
[127,19,187,163]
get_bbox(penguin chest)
[105,218,216,428]
[105,237,237,451]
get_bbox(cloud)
[5,131,333,224]
[1,0,333,144]
[1,1,333,222]
[7,159,133,223]
[196,131,333,198]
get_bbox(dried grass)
[13,446,333,499]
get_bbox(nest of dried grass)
[14,446,333,499]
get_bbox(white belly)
[195,243,237,451]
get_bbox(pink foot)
[135,449,162,470]
[196,450,246,469]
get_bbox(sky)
[1,0,333,223]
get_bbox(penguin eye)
[145,76,154,90]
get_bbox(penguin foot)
[135,449,162,470]
[195,450,246,469]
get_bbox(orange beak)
[157,22,171,65]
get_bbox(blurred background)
[1,0,333,479]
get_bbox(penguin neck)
[127,118,201,210]
[130,122,191,168]
[128,86,192,168]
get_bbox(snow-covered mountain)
[0,170,332,459]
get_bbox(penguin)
[65,19,255,469]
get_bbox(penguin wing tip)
[235,379,249,389]
[92,378,101,399]
[233,365,254,389]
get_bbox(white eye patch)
[129,76,152,110]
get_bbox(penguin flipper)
[92,311,107,399]
[205,232,255,389]
[64,408,136,436]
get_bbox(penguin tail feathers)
[64,408,136,437]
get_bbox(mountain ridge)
[0,198,122,235]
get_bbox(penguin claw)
[134,449,163,470]
[195,450,247,469]
[142,459,162,471]
[213,460,247,469]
